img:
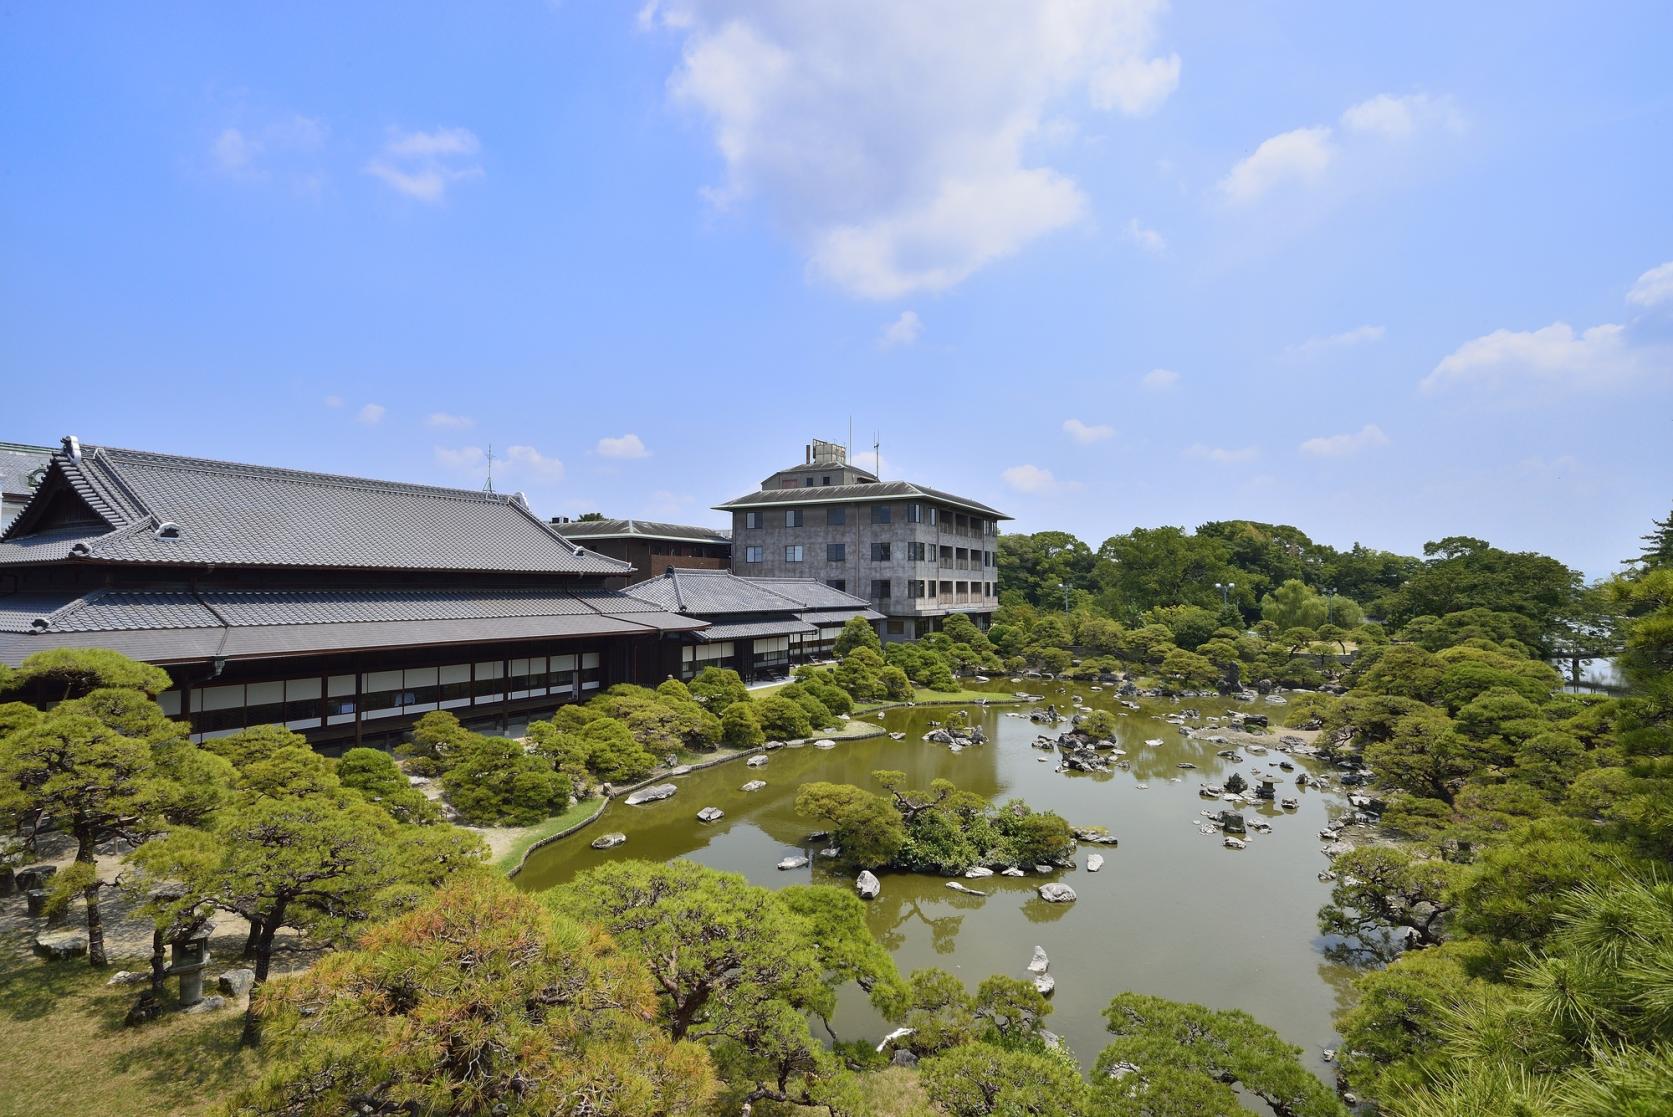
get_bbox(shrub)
[689,667,748,714]
[880,666,914,701]
[833,616,882,657]
[338,747,439,824]
[442,735,568,826]
[756,695,814,740]
[656,678,693,702]
[835,646,888,700]
[404,710,476,765]
[720,702,765,748]
[580,718,656,784]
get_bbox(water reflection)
[518,678,1359,1078]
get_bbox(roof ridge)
[96,444,527,506]
[34,587,105,632]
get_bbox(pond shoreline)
[502,692,1032,878]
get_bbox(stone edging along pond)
[504,694,1028,880]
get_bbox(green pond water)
[516,679,1357,1079]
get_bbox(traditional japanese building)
[0,437,705,749]
[0,441,52,532]
[622,567,881,682]
[547,517,731,586]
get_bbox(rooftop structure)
[550,517,731,585]
[624,567,882,680]
[0,441,53,532]
[0,437,703,748]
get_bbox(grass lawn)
[492,796,608,873]
[0,958,264,1117]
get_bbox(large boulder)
[217,968,256,999]
[746,754,770,768]
[1037,883,1077,904]
[856,871,881,900]
[624,783,678,805]
[183,994,228,1015]
[1027,945,1050,975]
[33,931,88,961]
[590,832,628,850]
[777,855,809,870]
[1086,854,1104,872]
[696,807,725,823]
[892,1049,919,1068]
[963,866,994,879]
[1033,973,1057,996]
[739,780,767,792]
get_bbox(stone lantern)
[1255,777,1277,801]
[169,924,215,1007]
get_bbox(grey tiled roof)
[624,568,802,615]
[800,608,887,625]
[695,618,818,643]
[714,479,1009,519]
[0,443,52,499]
[0,442,630,575]
[551,518,731,544]
[741,577,874,610]
[0,585,706,665]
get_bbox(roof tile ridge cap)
[35,587,106,632]
[105,445,522,505]
[72,448,146,525]
[85,514,160,555]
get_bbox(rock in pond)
[591,832,628,850]
[1086,854,1104,872]
[217,968,256,998]
[696,806,725,823]
[1037,883,1077,903]
[746,754,770,768]
[625,783,677,805]
[814,738,836,750]
[763,739,786,750]
[33,931,88,961]
[777,855,809,870]
[964,866,994,878]
[1027,945,1050,974]
[1224,836,1247,850]
[1000,867,1027,877]
[946,881,987,896]
[1033,973,1057,996]
[856,870,881,900]
[740,779,767,792]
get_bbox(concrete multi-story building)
[714,440,1009,640]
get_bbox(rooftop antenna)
[483,444,495,493]
[873,432,881,478]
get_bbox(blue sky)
[3,2,1669,579]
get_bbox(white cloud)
[1421,321,1647,395]
[1298,424,1390,457]
[596,433,650,460]
[426,411,474,429]
[1141,367,1179,391]
[643,1,1181,298]
[323,394,343,408]
[645,489,694,518]
[1185,443,1259,463]
[506,444,566,482]
[1284,324,1386,359]
[1218,126,1334,204]
[1001,463,1064,493]
[1219,92,1462,205]
[1627,261,1673,308]
[1125,217,1166,255]
[435,446,487,472]
[356,403,385,424]
[1062,418,1113,444]
[211,115,327,189]
[879,310,923,349]
[365,126,483,202]
[1341,93,1463,140]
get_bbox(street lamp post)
[1326,587,1336,625]
[1214,581,1235,607]
[1057,581,1071,613]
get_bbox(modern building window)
[745,545,763,563]
[821,475,832,485]
[827,506,846,526]
[871,541,891,561]
[827,579,847,591]
[907,503,923,523]
[826,542,846,562]
[785,545,804,562]
[909,579,926,598]
[804,478,814,486]
[745,511,763,529]
[786,509,805,527]
[871,579,891,600]
[871,504,892,525]
[940,545,954,564]
[906,541,927,561]
[929,506,939,526]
